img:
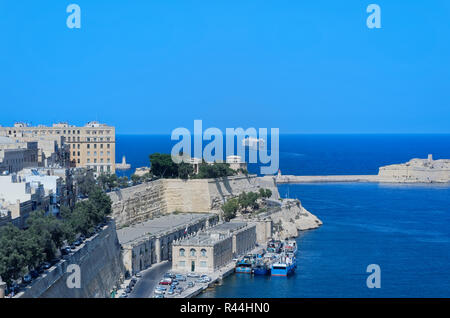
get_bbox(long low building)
[172,222,257,274]
[117,213,218,276]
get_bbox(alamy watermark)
[171,120,279,175]
[66,4,81,29]
[366,4,381,29]
[66,264,81,289]
[366,264,381,288]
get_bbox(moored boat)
[271,254,296,276]
[235,259,253,273]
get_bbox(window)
[87,144,90,149]
[200,261,207,268]
[190,249,196,256]
[179,249,185,256]
[87,151,90,156]
[107,144,110,149]
[178,261,186,267]
[87,159,90,163]
[201,249,207,257]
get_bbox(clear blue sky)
[0,1,449,134]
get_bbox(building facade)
[172,222,257,274]
[0,137,38,174]
[0,121,116,174]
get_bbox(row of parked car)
[6,222,108,297]
[153,272,212,298]
[118,275,139,298]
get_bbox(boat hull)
[253,267,269,275]
[235,267,252,273]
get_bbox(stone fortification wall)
[378,158,450,183]
[109,180,166,227]
[110,176,280,227]
[18,221,124,298]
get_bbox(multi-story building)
[0,121,116,174]
[0,136,38,174]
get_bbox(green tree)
[149,153,179,178]
[238,191,259,212]
[222,198,239,221]
[131,174,141,185]
[178,162,194,180]
[195,162,236,179]
[0,225,31,285]
[259,188,272,199]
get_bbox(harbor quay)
[116,213,219,276]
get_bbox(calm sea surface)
[117,134,450,297]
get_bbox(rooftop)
[174,222,248,246]
[117,213,214,245]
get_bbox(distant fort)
[276,155,450,184]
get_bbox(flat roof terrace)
[117,213,214,245]
[173,222,249,247]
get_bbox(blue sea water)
[116,134,450,297]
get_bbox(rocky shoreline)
[270,199,322,240]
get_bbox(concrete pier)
[276,175,380,184]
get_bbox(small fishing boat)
[271,254,296,276]
[235,258,253,273]
[283,240,298,254]
[253,259,270,275]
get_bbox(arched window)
[179,248,185,256]
[201,249,207,257]
[190,248,196,256]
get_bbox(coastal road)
[129,261,172,298]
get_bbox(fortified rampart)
[109,176,280,227]
[17,220,125,298]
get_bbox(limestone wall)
[109,176,280,227]
[109,180,166,227]
[18,221,125,298]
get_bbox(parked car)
[119,292,128,298]
[125,287,132,294]
[42,262,51,270]
[155,286,166,291]
[131,277,137,283]
[74,239,82,246]
[171,280,179,286]
[167,288,174,295]
[164,272,176,279]
[135,272,142,278]
[61,246,71,255]
[50,258,59,266]
[175,274,186,281]
[187,282,195,288]
[187,273,200,278]
[154,294,164,298]
[159,278,172,285]
[154,289,165,295]
[30,270,39,279]
[23,274,32,284]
